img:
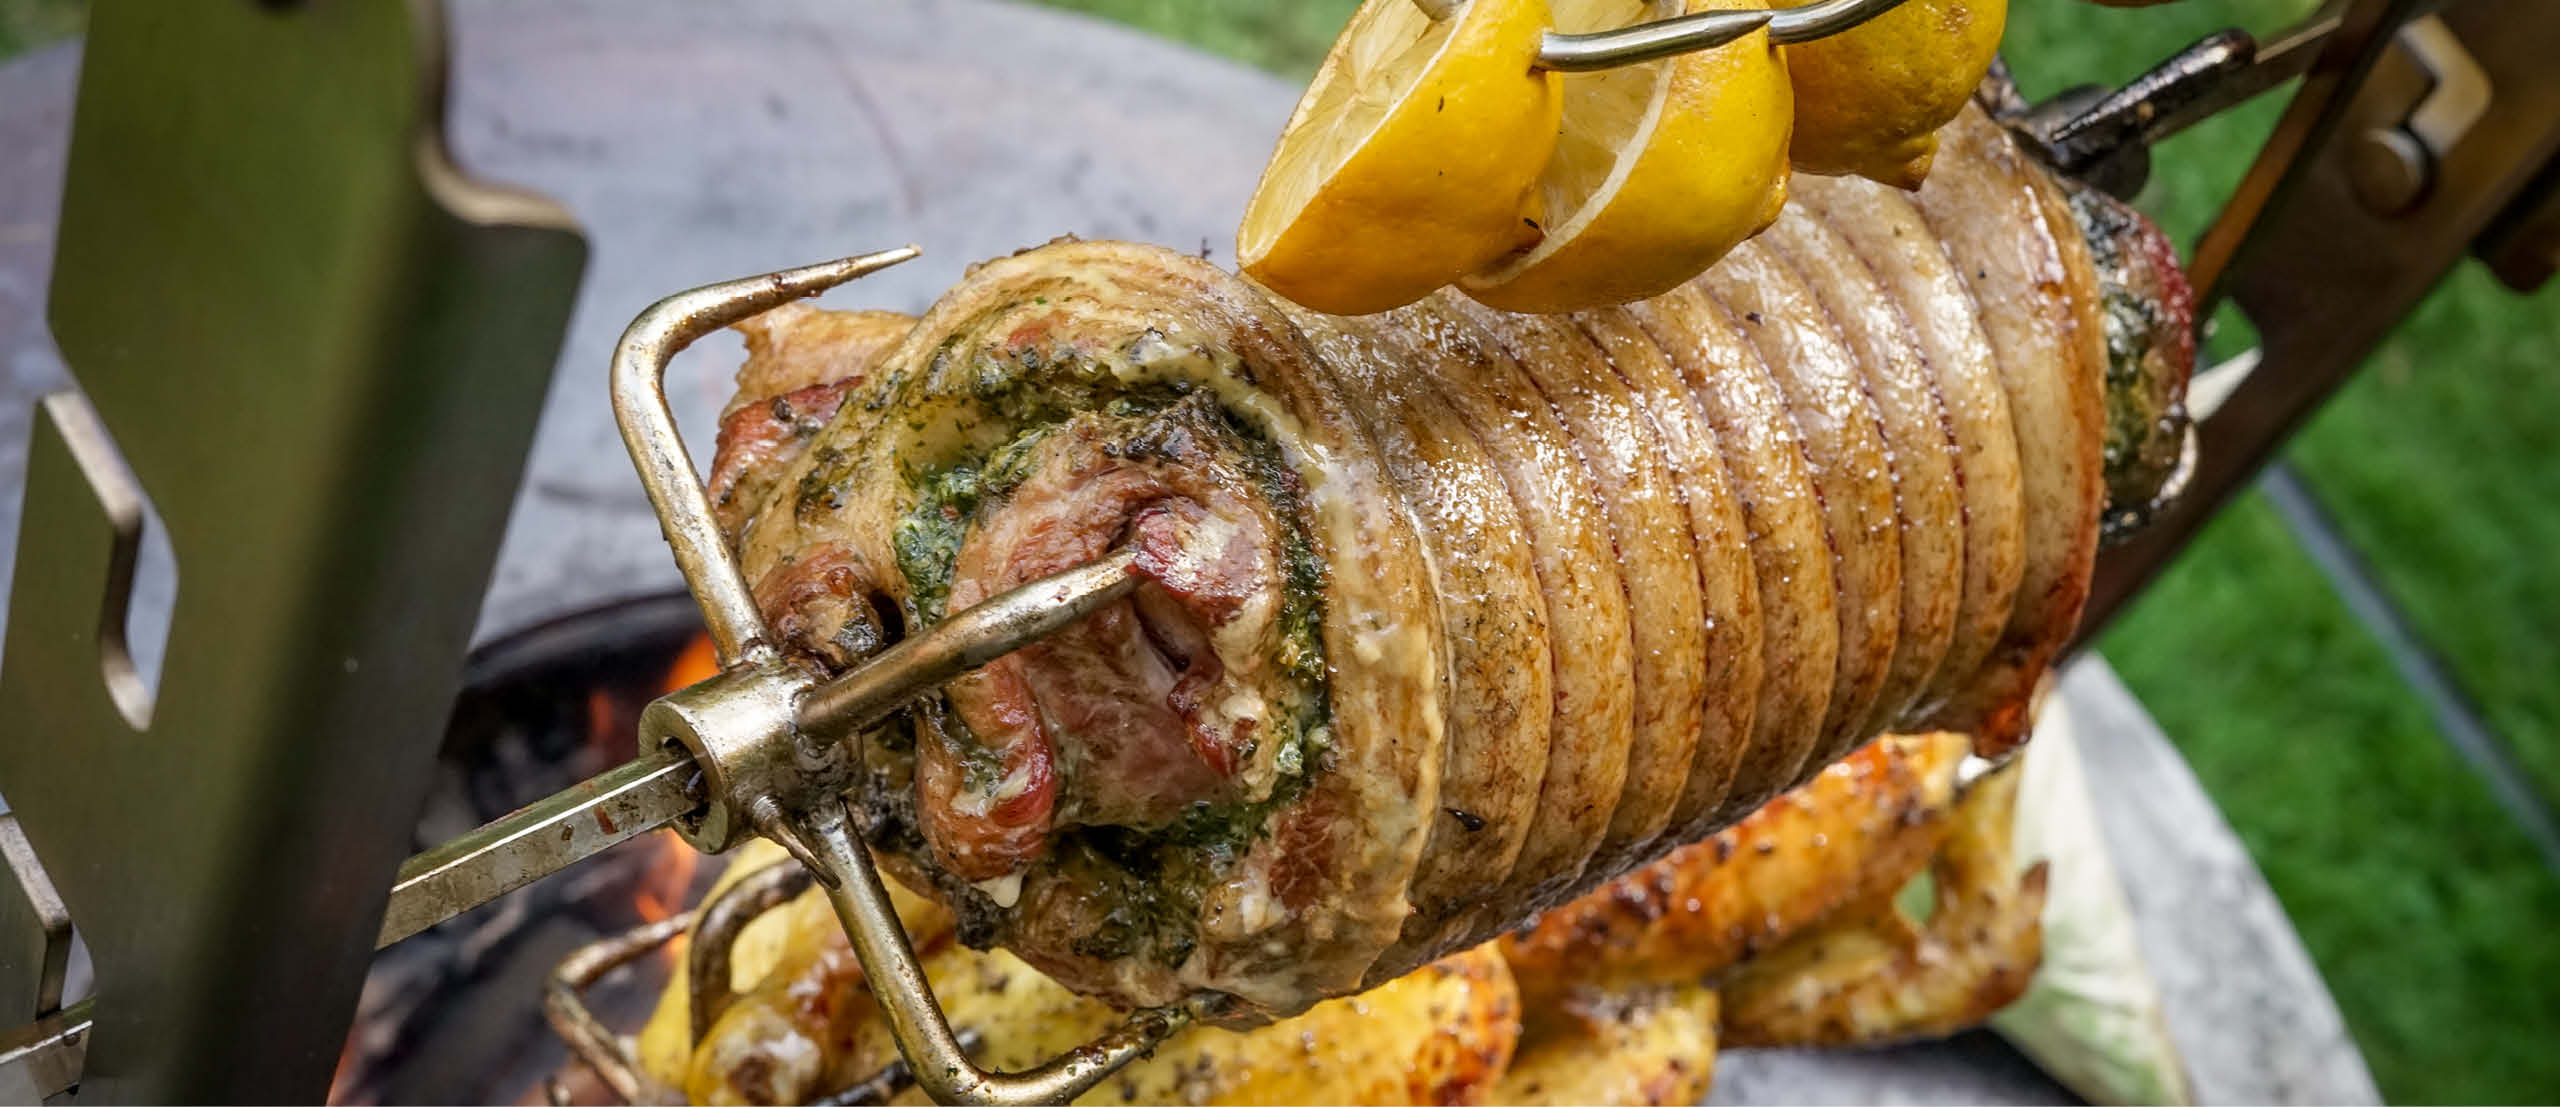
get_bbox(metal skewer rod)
[1532,0,1912,72]
[378,748,701,946]
[793,797,1210,1106]
[1537,9,1773,71]
[375,548,1146,946]
[796,547,1142,738]
[1764,0,1912,44]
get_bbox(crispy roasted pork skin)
[712,105,2189,1016]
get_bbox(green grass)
[1025,0,1353,78]
[0,0,77,57]
[2287,269,2560,805]
[2102,495,2560,1103]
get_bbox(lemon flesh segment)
[1462,0,1793,315]
[1240,0,1562,316]
[1782,0,2007,189]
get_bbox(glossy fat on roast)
[1790,175,2026,725]
[1699,243,1903,781]
[1371,298,1638,915]
[1755,206,1965,740]
[1441,296,1708,881]
[708,304,916,542]
[1568,308,1761,851]
[709,110,2156,1016]
[1907,107,2106,753]
[1279,305,1555,963]
[1628,284,1840,823]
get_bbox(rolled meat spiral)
[718,105,2190,1016]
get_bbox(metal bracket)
[0,0,587,1098]
[2081,0,2560,639]
[2344,15,2493,217]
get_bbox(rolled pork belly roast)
[709,105,2194,1018]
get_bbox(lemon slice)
[1240,0,1561,316]
[1462,0,1792,314]
[1783,0,2007,188]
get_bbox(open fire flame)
[329,629,729,1105]
[628,633,721,924]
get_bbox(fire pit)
[332,595,721,1106]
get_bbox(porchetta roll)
[734,240,1443,1012]
[1700,243,1905,780]
[711,105,2195,1019]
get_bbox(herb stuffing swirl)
[732,241,1444,1015]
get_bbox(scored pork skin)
[708,105,2185,1015]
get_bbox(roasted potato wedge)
[1490,983,1721,1107]
[1502,733,1969,1015]
[652,732,2046,1105]
[681,930,1519,1106]
[1722,758,2048,1047]
[637,841,952,1102]
[1094,945,1519,1106]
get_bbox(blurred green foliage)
[2104,493,2560,1103]
[0,0,78,57]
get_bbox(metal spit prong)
[1530,0,1913,73]
[544,913,690,1106]
[688,859,814,1041]
[375,540,1143,946]
[378,247,1147,952]
[610,246,921,668]
[605,250,1192,1105]
[794,797,1209,1107]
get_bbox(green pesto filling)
[878,330,1335,967]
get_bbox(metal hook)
[609,247,921,668]
[688,858,815,1041]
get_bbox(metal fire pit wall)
[0,2,585,1101]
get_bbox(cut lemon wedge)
[1462,0,1792,314]
[1239,0,1561,316]
[1783,0,2007,189]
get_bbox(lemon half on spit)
[1783,0,2007,189]
[1463,0,1793,314]
[1240,0,1562,316]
